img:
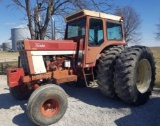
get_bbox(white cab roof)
[65,9,123,22]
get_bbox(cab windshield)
[67,19,86,38]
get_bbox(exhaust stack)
[51,17,55,40]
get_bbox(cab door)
[85,18,104,65]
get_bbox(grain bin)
[11,25,31,51]
[2,42,12,51]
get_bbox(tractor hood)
[18,39,77,51]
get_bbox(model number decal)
[35,43,45,48]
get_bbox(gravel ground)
[1,75,160,126]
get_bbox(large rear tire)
[27,84,68,125]
[114,46,156,105]
[96,46,124,98]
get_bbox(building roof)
[65,9,123,22]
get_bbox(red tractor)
[7,9,155,125]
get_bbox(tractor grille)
[19,51,30,73]
[17,40,24,51]
[17,41,30,73]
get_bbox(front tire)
[27,84,68,125]
[114,46,156,105]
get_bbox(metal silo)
[11,25,31,51]
[2,42,12,51]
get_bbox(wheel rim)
[41,98,60,118]
[136,59,152,93]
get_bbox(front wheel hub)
[41,98,60,118]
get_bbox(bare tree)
[155,20,160,40]
[114,6,142,44]
[8,0,114,40]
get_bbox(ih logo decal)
[35,43,45,48]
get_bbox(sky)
[0,0,160,47]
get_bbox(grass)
[0,48,160,86]
[0,61,18,68]
[0,61,18,74]
[150,47,160,86]
[0,52,19,74]
[0,52,19,59]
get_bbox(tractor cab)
[64,9,126,66]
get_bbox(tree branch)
[25,0,35,39]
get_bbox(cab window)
[67,19,86,38]
[106,22,123,40]
[88,18,104,46]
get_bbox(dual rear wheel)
[97,46,156,105]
